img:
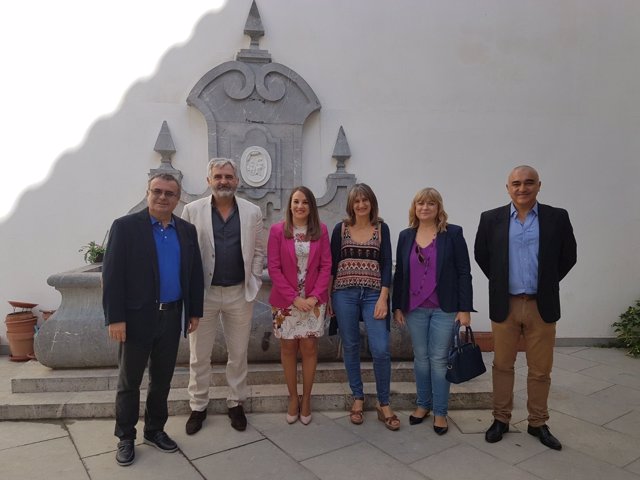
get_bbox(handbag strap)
[452,320,478,347]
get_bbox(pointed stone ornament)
[154,121,176,164]
[244,0,264,48]
[332,126,351,172]
[237,0,271,63]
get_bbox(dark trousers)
[114,309,181,440]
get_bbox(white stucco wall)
[2,0,639,347]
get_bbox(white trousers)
[188,284,253,411]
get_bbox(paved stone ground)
[1,347,639,480]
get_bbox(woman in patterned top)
[268,186,332,425]
[329,183,399,430]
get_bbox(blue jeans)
[405,308,456,416]
[332,287,391,405]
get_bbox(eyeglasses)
[148,188,178,199]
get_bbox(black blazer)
[102,208,204,344]
[474,203,577,323]
[392,224,474,314]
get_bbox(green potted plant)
[612,299,640,357]
[79,231,108,264]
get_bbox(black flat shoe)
[485,419,509,443]
[433,424,448,435]
[409,409,431,425]
[528,424,562,451]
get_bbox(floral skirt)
[272,303,327,339]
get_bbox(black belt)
[510,293,537,300]
[158,300,182,311]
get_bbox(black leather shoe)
[433,424,448,436]
[409,409,431,425]
[186,409,207,435]
[116,439,135,466]
[143,431,178,453]
[485,419,509,443]
[228,405,247,431]
[528,424,562,450]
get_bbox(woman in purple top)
[392,188,474,435]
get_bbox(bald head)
[506,165,541,213]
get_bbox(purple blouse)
[408,239,440,312]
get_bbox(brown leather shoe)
[228,405,247,431]
[185,409,207,435]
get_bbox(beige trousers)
[188,284,254,411]
[491,295,556,427]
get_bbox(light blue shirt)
[508,203,539,295]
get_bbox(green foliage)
[612,299,640,358]
[79,231,108,264]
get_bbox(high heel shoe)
[299,395,312,425]
[286,396,299,424]
[376,406,400,431]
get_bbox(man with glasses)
[474,165,576,451]
[182,158,265,434]
[103,173,204,466]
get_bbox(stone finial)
[244,0,264,49]
[237,0,271,63]
[332,126,351,173]
[154,121,176,165]
[150,121,182,182]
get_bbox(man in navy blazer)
[474,165,576,451]
[103,173,204,466]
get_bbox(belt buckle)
[159,302,169,311]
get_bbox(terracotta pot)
[6,311,37,323]
[6,331,35,361]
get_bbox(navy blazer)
[392,224,474,314]
[102,208,204,344]
[474,203,577,323]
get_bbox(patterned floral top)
[333,223,382,291]
[271,225,327,339]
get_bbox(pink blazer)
[267,222,332,308]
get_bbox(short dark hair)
[148,173,181,196]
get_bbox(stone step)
[0,380,492,420]
[11,361,418,394]
[2,360,492,420]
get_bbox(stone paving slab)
[83,445,202,480]
[247,411,361,461]
[588,384,640,407]
[167,414,264,460]
[579,364,640,390]
[546,384,632,425]
[518,446,640,480]
[410,443,542,480]
[0,436,89,480]
[604,408,640,439]
[515,411,640,467]
[65,418,142,459]
[302,440,426,480]
[194,438,318,480]
[0,419,67,450]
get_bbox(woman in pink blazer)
[268,186,332,425]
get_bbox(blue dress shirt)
[508,203,539,295]
[150,216,182,302]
